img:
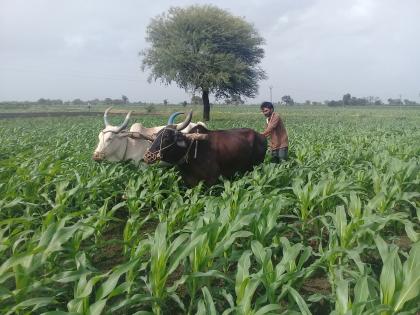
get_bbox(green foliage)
[191,95,202,105]
[281,95,294,106]
[141,5,266,120]
[0,106,419,314]
[142,5,266,96]
[145,104,155,113]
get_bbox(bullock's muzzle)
[144,150,160,164]
[92,152,105,161]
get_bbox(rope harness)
[180,137,198,165]
[144,128,200,165]
[97,127,204,164]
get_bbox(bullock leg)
[180,162,220,187]
[183,174,201,188]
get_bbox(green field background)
[0,106,419,314]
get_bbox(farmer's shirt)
[262,112,288,150]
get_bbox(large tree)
[141,5,266,121]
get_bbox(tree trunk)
[202,90,210,121]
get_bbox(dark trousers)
[270,147,288,164]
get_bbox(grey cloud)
[1,0,419,103]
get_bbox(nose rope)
[144,128,173,163]
[144,128,191,164]
[179,139,196,165]
[144,130,199,165]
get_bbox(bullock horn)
[176,111,192,131]
[167,112,184,125]
[104,107,113,126]
[116,111,132,132]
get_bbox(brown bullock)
[143,112,267,186]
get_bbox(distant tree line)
[325,93,418,107]
[0,95,144,107]
[2,93,418,107]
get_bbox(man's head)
[260,101,274,118]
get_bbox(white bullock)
[92,108,204,165]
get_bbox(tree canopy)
[281,95,294,106]
[141,5,266,120]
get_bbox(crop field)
[0,106,419,315]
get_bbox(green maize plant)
[184,209,254,312]
[0,106,419,314]
[316,170,359,213]
[123,212,152,257]
[65,257,140,314]
[329,270,368,315]
[248,196,291,247]
[146,222,204,314]
[375,236,420,314]
[367,159,420,215]
[291,173,322,230]
[250,239,313,306]
[222,251,280,315]
[196,286,218,315]
[328,238,420,315]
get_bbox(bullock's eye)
[175,132,183,140]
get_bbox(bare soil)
[302,277,331,295]
[93,222,125,271]
[393,235,412,251]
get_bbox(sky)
[1,0,419,104]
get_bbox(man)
[260,101,288,163]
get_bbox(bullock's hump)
[129,123,143,132]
